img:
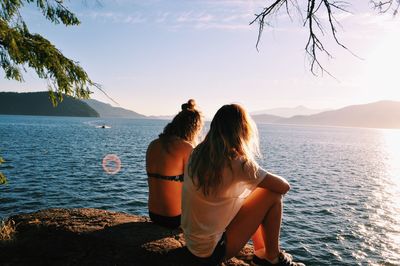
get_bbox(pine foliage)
[0,0,96,105]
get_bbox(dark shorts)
[149,211,181,229]
[192,232,227,266]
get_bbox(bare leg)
[224,188,282,259]
[252,226,265,252]
[263,195,282,260]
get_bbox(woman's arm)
[258,172,290,195]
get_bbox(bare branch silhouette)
[251,0,396,76]
[371,0,400,15]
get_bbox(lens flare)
[102,154,121,175]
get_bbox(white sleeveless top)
[181,158,267,257]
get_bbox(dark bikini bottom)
[149,211,181,229]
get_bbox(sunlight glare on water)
[378,129,400,265]
[382,129,400,185]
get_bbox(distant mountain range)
[84,99,146,118]
[251,105,329,118]
[1,92,399,129]
[147,115,174,120]
[249,114,282,124]
[0,92,147,118]
[0,92,99,117]
[252,100,400,129]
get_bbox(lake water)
[1,115,399,265]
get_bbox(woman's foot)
[251,251,305,266]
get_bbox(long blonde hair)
[188,104,260,195]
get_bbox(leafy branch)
[0,1,119,185]
[0,0,100,105]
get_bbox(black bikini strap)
[147,172,184,182]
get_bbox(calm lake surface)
[1,115,399,265]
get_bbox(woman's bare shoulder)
[173,138,194,151]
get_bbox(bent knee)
[263,189,283,203]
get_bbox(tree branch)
[0,0,116,105]
[371,0,400,14]
[250,0,365,76]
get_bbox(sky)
[1,0,400,118]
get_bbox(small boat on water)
[97,124,111,129]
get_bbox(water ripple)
[1,116,399,265]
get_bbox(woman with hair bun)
[146,99,203,229]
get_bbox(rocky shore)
[0,208,254,265]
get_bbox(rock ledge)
[0,208,254,265]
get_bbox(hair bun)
[181,99,196,111]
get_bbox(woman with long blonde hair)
[181,104,304,266]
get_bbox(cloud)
[194,22,251,30]
[84,9,251,31]
[175,11,214,23]
[86,11,146,24]
[155,12,170,23]
[172,9,255,31]
[81,1,268,31]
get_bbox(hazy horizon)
[85,97,400,118]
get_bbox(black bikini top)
[147,172,184,182]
